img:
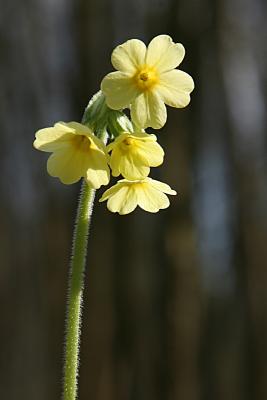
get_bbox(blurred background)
[1,0,267,399]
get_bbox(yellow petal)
[106,185,128,213]
[64,122,107,152]
[157,69,194,108]
[105,184,138,215]
[108,132,163,178]
[132,131,157,141]
[111,39,146,74]
[54,121,76,133]
[85,149,110,188]
[46,138,109,187]
[99,181,125,202]
[146,35,185,73]
[107,131,155,153]
[34,122,95,153]
[136,184,170,212]
[108,147,121,177]
[34,127,73,152]
[100,178,176,214]
[47,148,86,184]
[135,140,164,166]
[107,133,129,152]
[147,178,177,195]
[120,153,150,179]
[118,186,138,215]
[100,180,138,214]
[101,71,139,110]
[131,91,167,129]
[67,122,93,136]
[109,146,149,179]
[86,168,110,189]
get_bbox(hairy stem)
[63,181,95,400]
[62,93,108,400]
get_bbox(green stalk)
[63,181,95,400]
[62,93,108,399]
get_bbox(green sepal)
[82,90,134,140]
[107,110,134,139]
[82,91,109,137]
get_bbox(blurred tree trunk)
[219,0,267,398]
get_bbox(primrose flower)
[33,122,110,188]
[107,130,164,180]
[101,34,194,129]
[99,177,176,215]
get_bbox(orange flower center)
[123,137,134,146]
[120,136,140,154]
[133,66,159,91]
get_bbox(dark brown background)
[1,0,267,399]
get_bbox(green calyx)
[82,90,133,139]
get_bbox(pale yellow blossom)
[101,34,194,129]
[33,122,110,188]
[99,177,176,215]
[107,130,164,180]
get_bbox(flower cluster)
[34,35,194,215]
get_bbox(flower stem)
[62,93,108,400]
[63,181,95,400]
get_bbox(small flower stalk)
[33,34,194,400]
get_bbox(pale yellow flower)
[101,34,194,129]
[33,122,110,188]
[99,177,176,215]
[107,130,164,180]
